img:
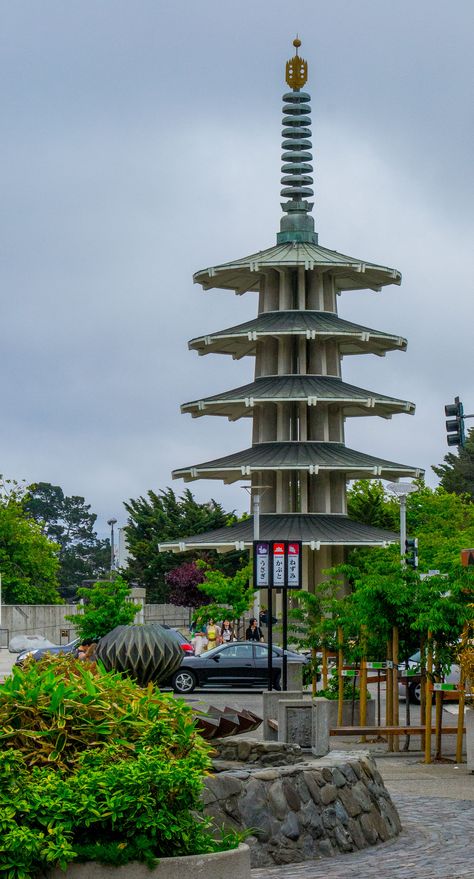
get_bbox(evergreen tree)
[432,427,474,501]
[124,487,243,603]
[24,483,110,599]
[0,477,61,604]
[347,480,399,530]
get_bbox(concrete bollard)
[311,697,332,757]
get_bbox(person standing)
[221,620,235,643]
[191,628,207,656]
[205,618,221,650]
[245,618,264,642]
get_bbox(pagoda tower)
[160,40,422,596]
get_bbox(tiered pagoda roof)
[181,375,415,420]
[161,514,398,553]
[194,241,401,294]
[189,311,407,359]
[173,442,422,484]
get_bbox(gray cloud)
[1,0,473,535]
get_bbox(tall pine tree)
[24,483,110,599]
[432,427,474,501]
[124,487,244,603]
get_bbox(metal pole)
[399,495,406,562]
[107,518,117,575]
[253,494,261,620]
[110,523,115,571]
[424,631,433,764]
[267,584,273,691]
[282,589,288,691]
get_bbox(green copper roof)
[158,513,398,552]
[193,241,401,294]
[189,311,407,359]
[172,441,423,483]
[181,375,415,420]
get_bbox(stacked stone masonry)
[202,752,401,867]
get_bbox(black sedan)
[168,641,308,693]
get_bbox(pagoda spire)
[277,38,318,245]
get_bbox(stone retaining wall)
[202,752,401,867]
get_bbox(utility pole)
[107,518,118,576]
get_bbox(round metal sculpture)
[96,623,183,686]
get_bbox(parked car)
[161,625,194,653]
[9,634,56,654]
[167,641,309,694]
[15,638,81,666]
[398,650,461,704]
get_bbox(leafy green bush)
[0,655,234,878]
[316,672,370,701]
[66,576,138,642]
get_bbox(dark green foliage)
[0,655,232,878]
[24,482,110,599]
[192,562,254,629]
[317,674,367,701]
[66,576,137,642]
[0,476,61,604]
[124,487,244,602]
[300,481,474,668]
[432,427,474,501]
[347,479,399,530]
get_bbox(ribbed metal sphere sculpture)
[96,623,183,686]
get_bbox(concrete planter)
[466,707,474,771]
[312,697,376,756]
[47,844,251,879]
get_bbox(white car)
[398,650,461,704]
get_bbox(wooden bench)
[330,725,465,736]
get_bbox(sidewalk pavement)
[251,755,474,878]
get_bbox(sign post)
[253,540,302,691]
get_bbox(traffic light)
[445,396,465,447]
[405,537,418,568]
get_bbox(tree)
[432,427,474,501]
[192,563,254,631]
[124,487,244,602]
[24,482,110,599]
[0,477,61,604]
[67,576,138,642]
[331,481,474,664]
[347,480,399,530]
[165,561,210,609]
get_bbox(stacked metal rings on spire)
[281,91,313,201]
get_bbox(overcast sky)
[1,0,473,536]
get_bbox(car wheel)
[172,669,197,694]
[409,682,422,705]
[273,672,281,691]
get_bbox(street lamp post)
[242,486,270,620]
[386,482,418,563]
[107,518,118,575]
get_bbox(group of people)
[191,617,265,655]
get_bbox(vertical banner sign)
[253,541,271,587]
[286,541,302,589]
[272,542,286,588]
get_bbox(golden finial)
[286,37,307,90]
